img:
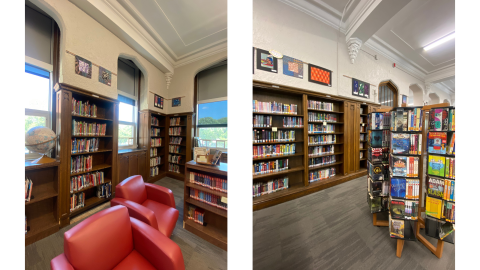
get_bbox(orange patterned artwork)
[308,64,332,87]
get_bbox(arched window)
[378,81,398,107]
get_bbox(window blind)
[25,5,53,64]
[117,59,137,97]
[197,63,227,102]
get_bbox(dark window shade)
[118,95,135,106]
[117,60,136,96]
[25,5,52,64]
[197,64,227,102]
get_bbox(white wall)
[253,0,427,105]
[430,84,453,105]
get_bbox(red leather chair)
[111,175,179,237]
[50,205,185,270]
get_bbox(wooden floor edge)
[253,170,367,211]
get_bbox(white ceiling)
[433,76,455,94]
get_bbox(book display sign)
[75,55,92,79]
[98,66,111,86]
[172,97,181,107]
[256,48,277,73]
[154,94,164,109]
[352,78,370,98]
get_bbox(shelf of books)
[166,113,193,180]
[184,161,227,250]
[388,106,424,257]
[25,160,61,246]
[359,104,369,169]
[55,83,118,222]
[366,110,391,227]
[416,105,455,258]
[139,110,167,182]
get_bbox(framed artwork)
[98,66,111,86]
[172,97,181,107]
[352,78,370,99]
[75,55,92,78]
[154,94,164,109]
[283,56,303,79]
[308,64,332,86]
[256,48,277,73]
[402,95,407,105]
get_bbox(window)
[25,64,51,157]
[197,100,228,149]
[378,82,398,107]
[118,98,137,147]
[117,58,139,148]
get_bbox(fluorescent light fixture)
[424,32,455,51]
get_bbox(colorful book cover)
[426,196,443,219]
[442,108,449,131]
[370,130,383,148]
[449,108,455,131]
[391,133,410,154]
[402,110,408,131]
[391,111,396,130]
[447,133,455,155]
[392,156,407,176]
[427,177,444,199]
[370,179,382,195]
[390,218,404,238]
[428,155,445,177]
[427,132,447,154]
[391,178,406,198]
[374,113,383,129]
[429,110,436,130]
[396,109,404,131]
[369,162,384,181]
[391,200,405,219]
[434,109,443,131]
[370,196,382,213]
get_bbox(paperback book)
[390,155,419,177]
[426,196,443,219]
[428,155,446,177]
[427,177,444,199]
[253,177,289,197]
[390,178,406,198]
[427,132,447,154]
[429,108,450,131]
[390,200,405,219]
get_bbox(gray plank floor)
[25,177,227,270]
[253,176,455,270]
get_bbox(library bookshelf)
[252,81,379,210]
[359,104,369,169]
[184,161,227,250]
[166,113,194,181]
[54,83,118,225]
[139,110,167,183]
[25,160,60,246]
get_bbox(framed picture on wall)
[352,78,370,99]
[308,64,332,86]
[75,55,92,79]
[154,94,164,109]
[172,97,181,107]
[283,55,303,78]
[256,48,277,73]
[402,95,407,105]
[98,66,111,86]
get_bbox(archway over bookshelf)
[429,93,440,104]
[378,80,398,108]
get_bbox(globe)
[25,126,57,164]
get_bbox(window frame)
[117,58,139,149]
[196,97,228,151]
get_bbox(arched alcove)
[443,99,450,105]
[429,93,440,104]
[378,80,399,108]
[409,84,424,106]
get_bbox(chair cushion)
[142,199,179,237]
[112,250,156,270]
[116,175,148,204]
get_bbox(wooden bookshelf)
[139,110,167,183]
[54,83,118,224]
[359,104,368,169]
[184,161,227,250]
[166,113,194,180]
[25,160,60,246]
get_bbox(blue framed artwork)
[172,97,181,107]
[352,78,369,99]
[283,56,303,78]
[256,48,277,73]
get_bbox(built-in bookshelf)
[25,160,60,246]
[359,104,369,169]
[55,83,118,222]
[166,113,193,180]
[184,161,227,250]
[139,110,166,182]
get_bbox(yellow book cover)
[426,196,442,219]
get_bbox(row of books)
[427,177,455,202]
[360,151,364,159]
[368,177,389,196]
[368,130,390,148]
[150,148,158,157]
[169,127,182,136]
[368,162,389,181]
[170,117,181,126]
[253,144,296,158]
[308,155,336,168]
[170,137,183,145]
[368,195,389,213]
[70,172,105,193]
[168,155,182,164]
[71,98,97,117]
[72,121,107,136]
[391,108,423,131]
[70,155,93,174]
[308,100,334,111]
[151,138,162,147]
[253,129,296,143]
[253,115,272,127]
[189,172,227,193]
[151,116,160,126]
[71,138,100,154]
[307,124,336,134]
[150,157,161,167]
[169,145,182,154]
[253,100,298,115]
[308,145,335,156]
[308,134,336,145]
[150,166,160,177]
[390,155,419,177]
[25,178,33,202]
[368,112,391,130]
[189,188,228,210]
[428,155,455,178]
[368,148,389,164]
[391,199,419,220]
[283,117,303,127]
[391,133,422,155]
[96,182,112,199]
[426,196,455,223]
[253,177,288,198]
[427,132,455,155]
[168,164,180,174]
[429,108,455,131]
[187,205,205,226]
[309,167,336,183]
[151,128,161,136]
[253,159,288,175]
[70,192,85,212]
[391,178,419,199]
[308,112,337,122]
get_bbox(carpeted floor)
[25,177,227,270]
[253,175,455,270]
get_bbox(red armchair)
[50,205,185,270]
[111,175,179,237]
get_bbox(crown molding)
[278,0,342,31]
[344,0,381,40]
[425,65,455,83]
[174,46,227,68]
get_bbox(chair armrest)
[51,254,74,270]
[145,183,176,208]
[130,217,185,270]
[111,198,158,229]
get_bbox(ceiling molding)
[344,0,381,40]
[174,45,227,68]
[278,0,342,31]
[425,65,455,83]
